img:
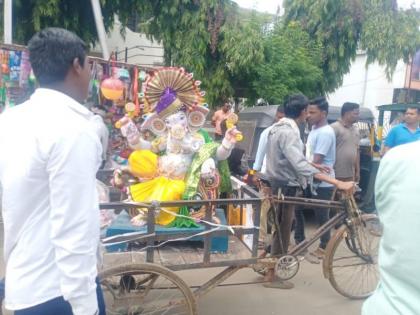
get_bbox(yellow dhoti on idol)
[128,150,186,225]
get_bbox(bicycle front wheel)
[323,214,382,299]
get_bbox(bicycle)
[256,194,382,299]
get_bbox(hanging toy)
[125,102,138,118]
[1,50,9,75]
[101,53,125,101]
[100,76,124,101]
[115,116,141,148]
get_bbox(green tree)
[0,0,267,107]
[284,0,420,92]
[361,1,420,76]
[251,22,324,104]
[0,0,139,45]
[135,0,266,107]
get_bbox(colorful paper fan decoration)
[143,67,205,116]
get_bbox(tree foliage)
[360,1,420,76]
[3,0,418,106]
[0,0,143,45]
[251,22,324,105]
[284,0,420,91]
[134,0,266,107]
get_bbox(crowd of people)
[246,95,420,290]
[0,25,419,314]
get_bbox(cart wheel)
[99,263,198,315]
[323,214,382,299]
[275,255,300,281]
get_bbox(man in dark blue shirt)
[384,107,420,155]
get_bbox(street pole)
[4,0,13,44]
[90,0,110,60]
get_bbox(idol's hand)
[224,127,242,144]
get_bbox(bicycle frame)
[270,195,368,261]
[288,211,346,257]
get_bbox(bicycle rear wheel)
[323,214,382,299]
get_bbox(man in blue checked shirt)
[383,106,420,155]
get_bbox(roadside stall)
[0,44,35,114]
[0,43,154,167]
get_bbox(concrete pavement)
[179,262,363,315]
[0,194,363,315]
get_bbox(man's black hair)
[277,105,284,113]
[406,106,420,114]
[283,94,309,119]
[310,96,329,113]
[341,102,360,117]
[28,28,87,85]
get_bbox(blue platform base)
[105,208,229,253]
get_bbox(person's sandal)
[252,262,268,276]
[305,247,325,264]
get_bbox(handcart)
[98,178,381,315]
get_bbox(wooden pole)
[90,0,110,60]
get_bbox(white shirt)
[306,124,336,188]
[0,89,102,314]
[362,141,420,315]
[253,125,273,173]
[90,114,109,162]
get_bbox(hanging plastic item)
[100,53,125,101]
[100,76,124,101]
[9,51,22,82]
[113,67,130,82]
[139,70,147,81]
[19,51,31,88]
[1,50,9,75]
[132,66,140,117]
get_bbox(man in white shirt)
[362,141,420,315]
[90,114,109,168]
[294,97,336,262]
[0,28,104,315]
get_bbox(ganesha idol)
[113,67,241,227]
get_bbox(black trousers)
[270,185,299,256]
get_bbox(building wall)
[91,18,164,67]
[327,52,408,117]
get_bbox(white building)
[327,51,420,118]
[91,17,164,67]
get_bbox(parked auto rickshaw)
[361,103,420,211]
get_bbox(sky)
[232,0,419,14]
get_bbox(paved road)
[0,192,363,315]
[1,263,363,315]
[179,263,363,315]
